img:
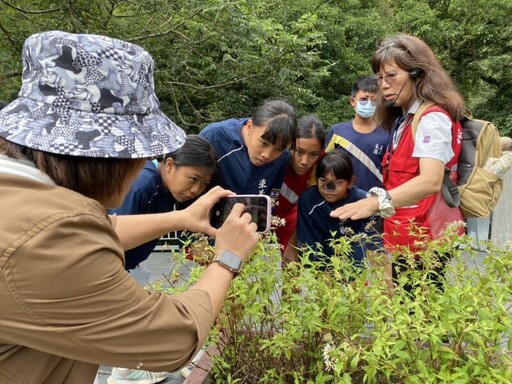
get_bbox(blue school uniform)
[325,121,390,192]
[108,161,180,270]
[296,186,380,269]
[199,118,289,198]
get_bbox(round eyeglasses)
[355,97,377,106]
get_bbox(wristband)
[367,187,395,218]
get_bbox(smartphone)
[210,194,272,233]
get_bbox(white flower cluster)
[322,333,337,372]
[271,215,286,228]
[322,333,359,373]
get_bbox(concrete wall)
[491,170,512,248]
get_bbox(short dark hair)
[297,115,326,148]
[252,99,297,150]
[351,76,378,97]
[316,151,354,181]
[0,138,143,201]
[163,135,216,175]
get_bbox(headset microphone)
[385,79,409,108]
[384,69,422,108]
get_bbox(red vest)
[381,105,463,251]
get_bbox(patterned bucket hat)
[0,30,185,158]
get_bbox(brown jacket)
[0,174,214,384]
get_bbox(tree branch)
[128,9,201,43]
[128,23,206,58]
[0,21,16,48]
[481,75,501,89]
[167,75,259,91]
[168,83,194,127]
[0,0,62,14]
[128,28,183,43]
[184,92,209,123]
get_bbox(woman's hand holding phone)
[215,203,259,261]
[179,186,233,237]
[191,202,259,316]
[210,195,272,233]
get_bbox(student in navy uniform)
[109,135,217,278]
[291,151,380,270]
[325,76,390,192]
[106,135,217,383]
[199,99,296,199]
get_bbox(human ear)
[348,175,356,188]
[245,119,253,134]
[164,157,175,172]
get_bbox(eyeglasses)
[318,178,346,190]
[354,97,376,106]
[376,72,402,85]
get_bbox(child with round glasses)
[290,151,381,270]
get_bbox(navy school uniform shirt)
[296,186,381,269]
[199,118,290,198]
[325,121,390,192]
[108,160,180,270]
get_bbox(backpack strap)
[411,101,461,209]
[441,172,460,208]
[410,101,435,137]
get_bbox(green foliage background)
[1,0,511,135]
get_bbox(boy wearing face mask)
[325,76,390,192]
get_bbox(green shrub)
[153,229,512,383]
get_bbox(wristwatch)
[211,249,244,277]
[367,187,395,218]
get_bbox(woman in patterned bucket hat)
[0,30,185,158]
[0,31,259,384]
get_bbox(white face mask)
[355,100,376,119]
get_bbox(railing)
[490,170,512,248]
[156,230,182,252]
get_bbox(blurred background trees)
[1,0,510,135]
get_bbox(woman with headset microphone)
[331,33,466,294]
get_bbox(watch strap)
[211,249,243,277]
